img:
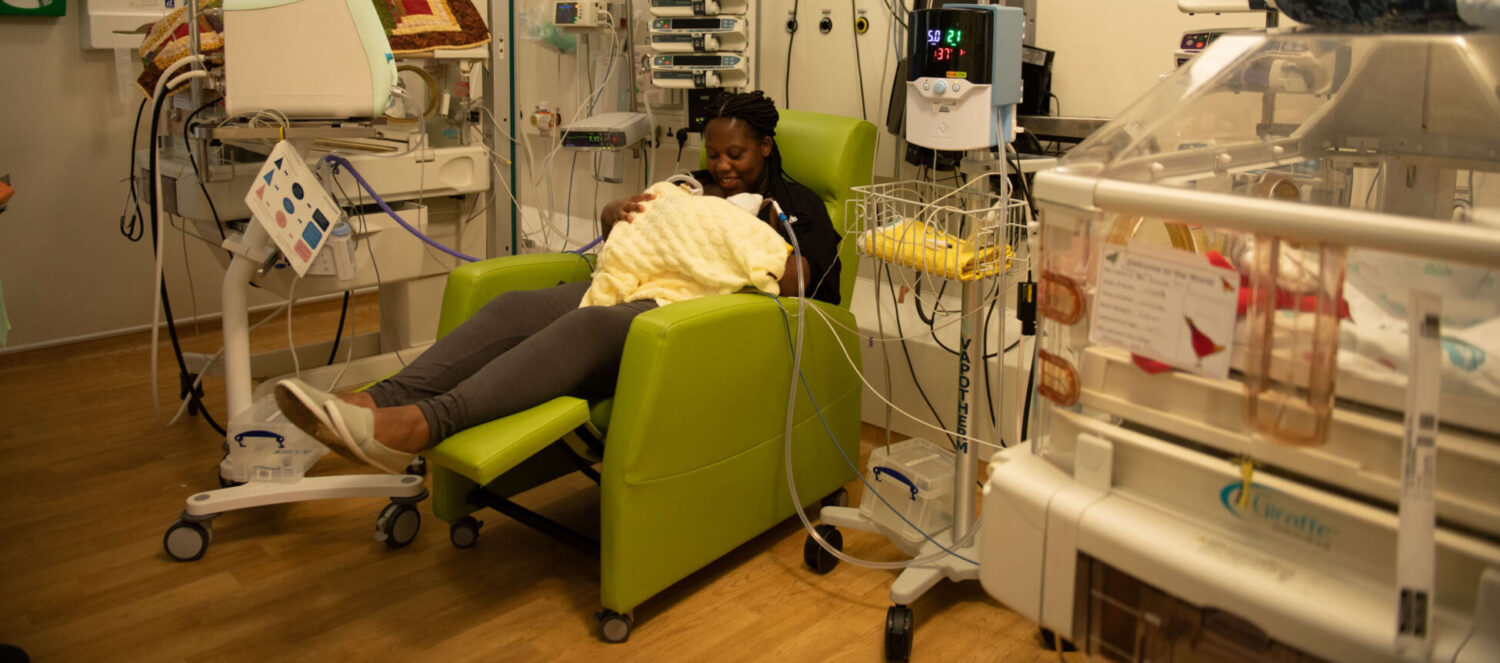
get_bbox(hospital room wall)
[753,0,1265,177]
[0,13,250,353]
[509,21,657,251]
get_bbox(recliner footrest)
[427,396,593,485]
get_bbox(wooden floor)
[0,295,1066,662]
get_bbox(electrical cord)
[121,97,149,243]
[148,63,225,433]
[773,201,979,569]
[327,291,350,365]
[785,0,800,108]
[322,154,479,262]
[886,264,957,450]
[851,0,868,121]
[182,96,227,242]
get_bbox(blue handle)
[233,429,286,449]
[872,466,919,500]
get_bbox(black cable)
[1019,343,1036,444]
[182,96,227,241]
[122,97,149,242]
[886,264,956,450]
[1049,93,1061,117]
[851,0,868,121]
[877,0,907,30]
[148,78,226,436]
[785,0,800,109]
[327,291,350,365]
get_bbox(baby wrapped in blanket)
[582,181,793,307]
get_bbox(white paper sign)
[1090,244,1240,379]
[243,141,344,277]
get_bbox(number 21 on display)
[927,28,963,60]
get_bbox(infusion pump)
[648,0,746,17]
[649,53,749,89]
[649,16,748,52]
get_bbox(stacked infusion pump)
[646,0,750,91]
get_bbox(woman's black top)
[690,169,843,305]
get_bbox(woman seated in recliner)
[274,90,843,473]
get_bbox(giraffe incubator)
[981,30,1500,663]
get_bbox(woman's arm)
[778,254,811,297]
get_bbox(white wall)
[750,0,1267,175]
[0,2,1265,350]
[1032,1,1265,118]
[0,12,171,350]
[0,9,491,352]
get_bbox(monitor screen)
[907,8,993,84]
[554,2,579,24]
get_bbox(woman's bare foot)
[337,392,377,410]
[371,405,430,454]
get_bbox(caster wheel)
[885,604,914,662]
[820,487,850,509]
[803,524,842,574]
[164,520,211,562]
[449,516,481,549]
[597,609,633,643]
[375,503,421,548]
[405,457,427,477]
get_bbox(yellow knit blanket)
[582,182,793,307]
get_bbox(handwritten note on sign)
[1090,245,1240,379]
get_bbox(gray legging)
[361,281,658,446]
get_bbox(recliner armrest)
[602,293,861,484]
[436,253,596,338]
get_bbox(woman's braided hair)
[704,90,798,203]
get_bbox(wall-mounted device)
[649,53,750,89]
[905,5,1024,151]
[648,0,747,17]
[81,0,167,49]
[560,112,650,150]
[649,16,748,52]
[1174,29,1230,67]
[554,0,607,29]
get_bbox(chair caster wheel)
[164,520,211,562]
[597,609,633,643]
[375,502,420,548]
[803,524,842,574]
[885,604,913,662]
[405,457,427,476]
[449,516,481,548]
[820,487,849,509]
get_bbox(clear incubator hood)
[1028,29,1500,535]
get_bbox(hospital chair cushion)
[582,182,792,307]
[436,253,596,339]
[426,396,593,485]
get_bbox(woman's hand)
[601,192,655,238]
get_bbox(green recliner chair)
[424,109,876,642]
